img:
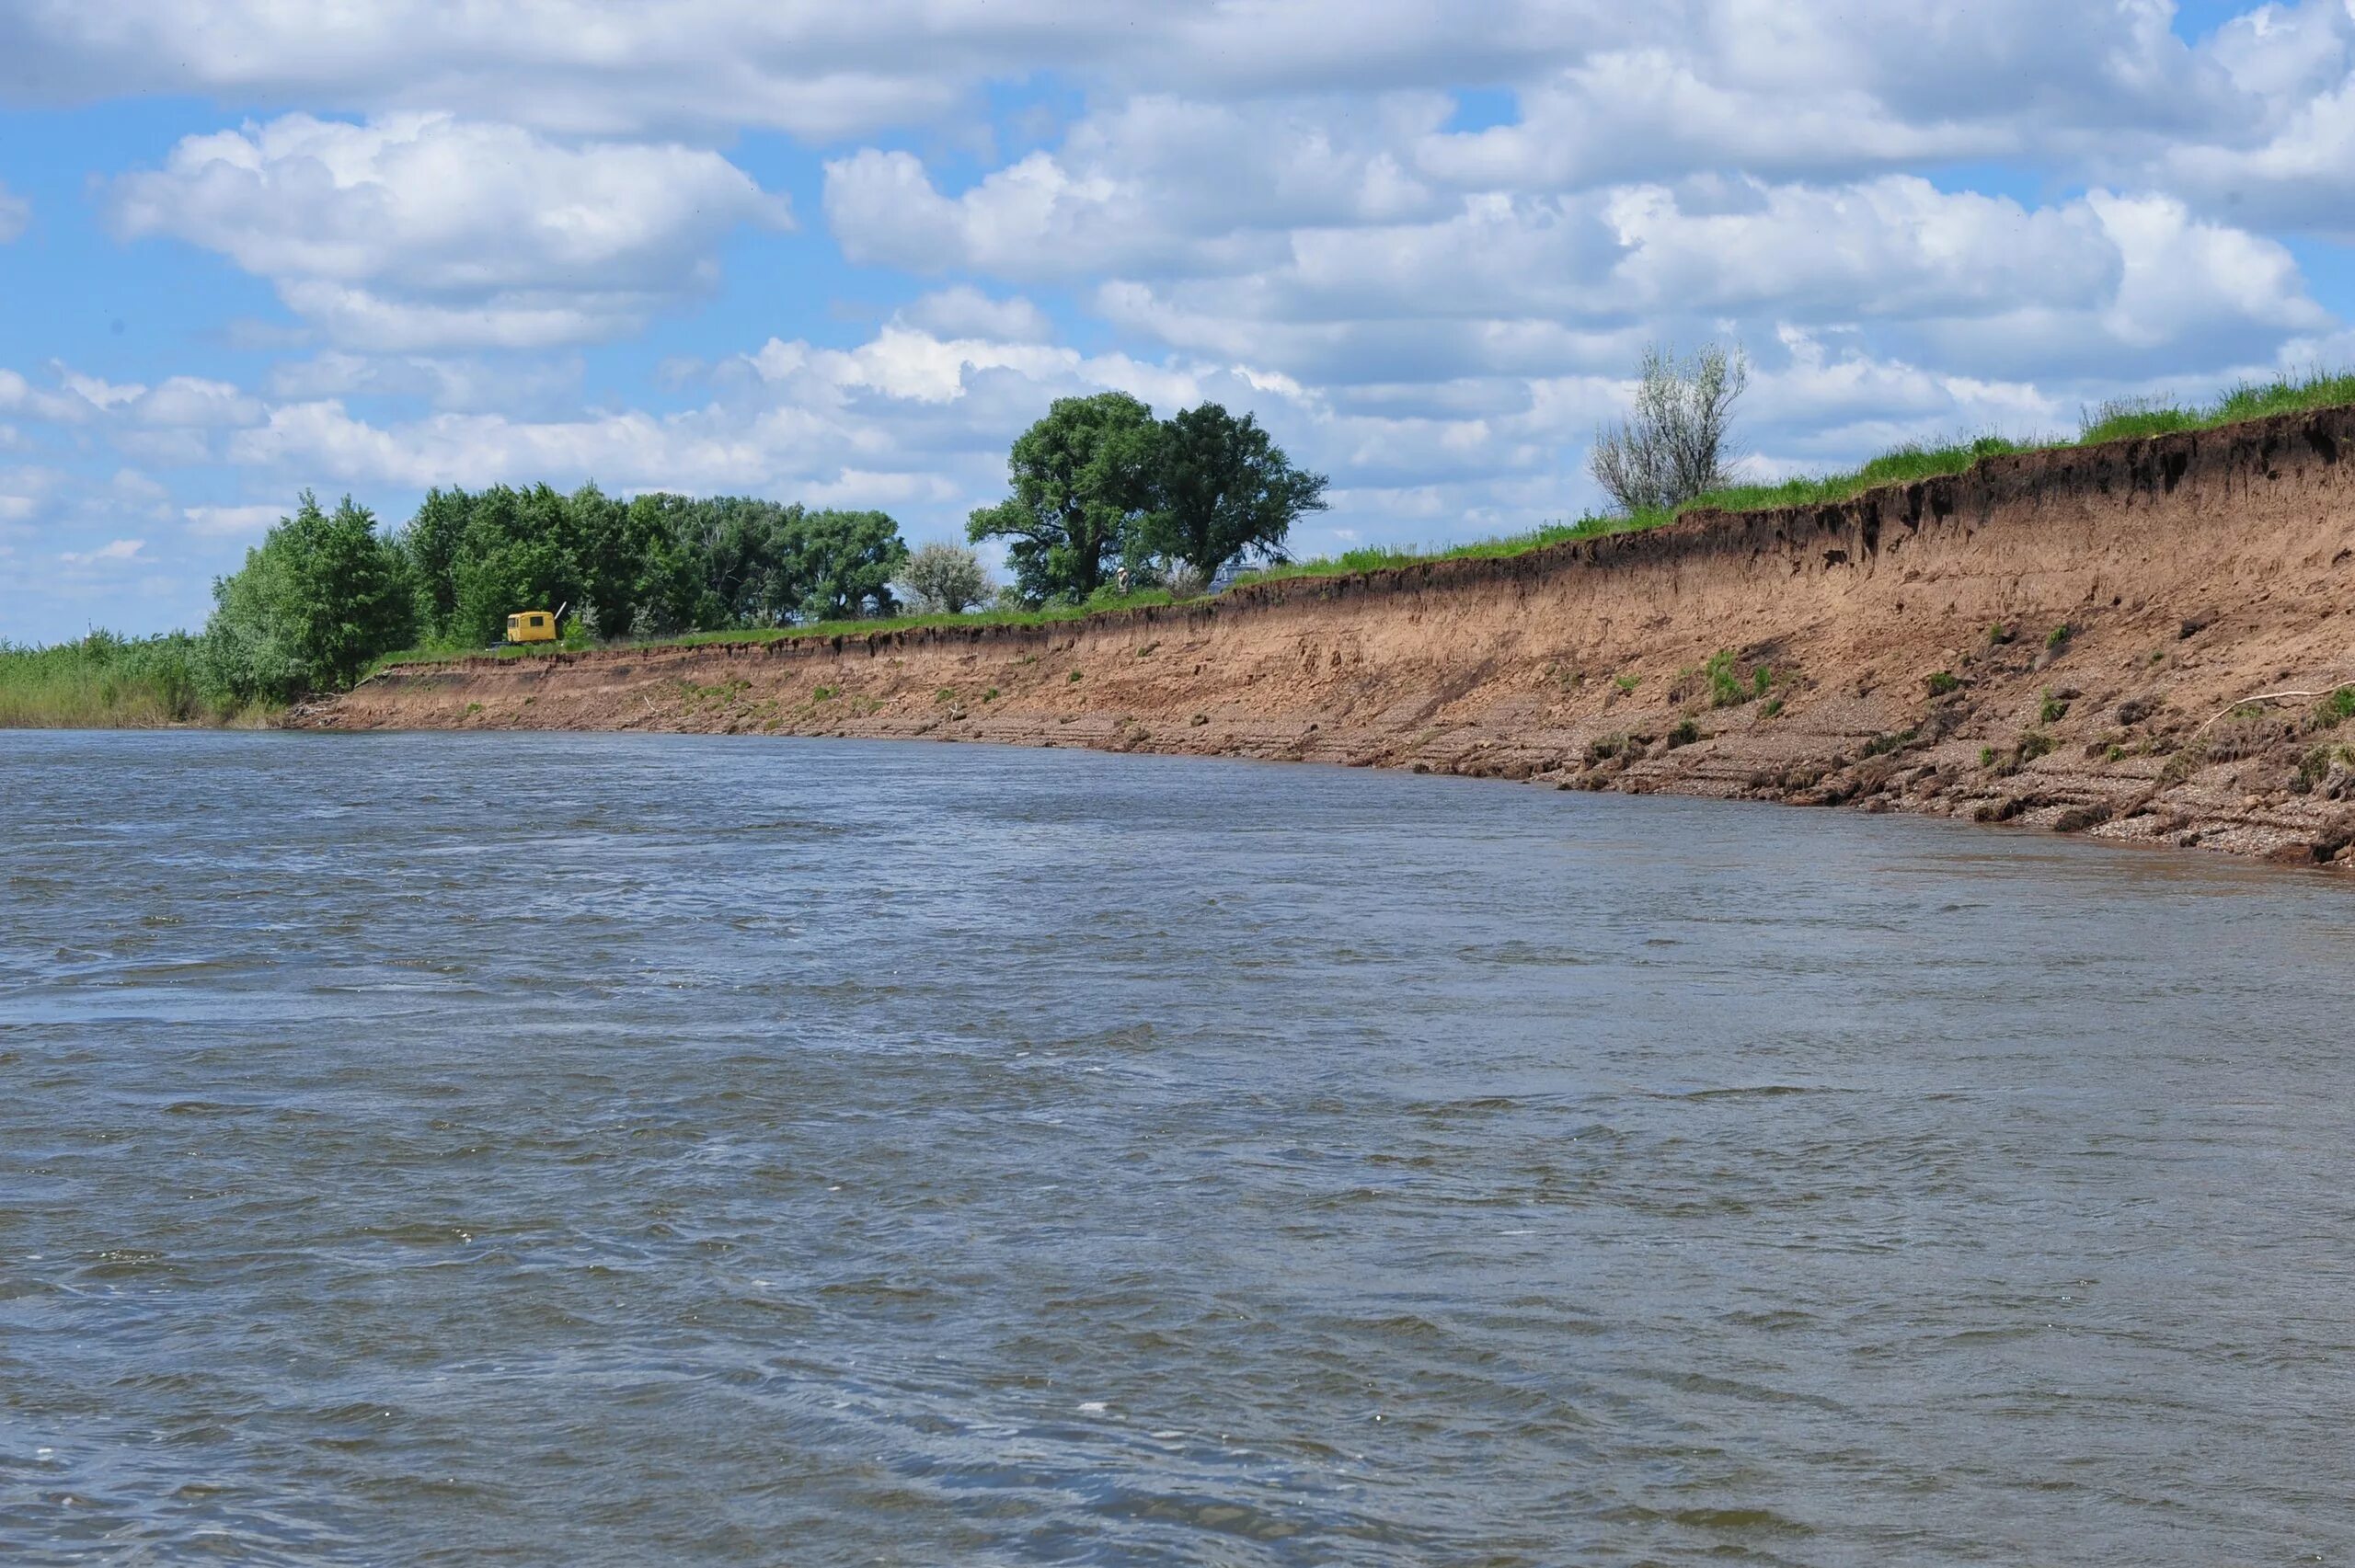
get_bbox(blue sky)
[5,0,2354,644]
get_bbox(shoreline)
[290,406,2355,869]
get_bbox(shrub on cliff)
[200,492,417,704]
[1591,342,1749,514]
[895,542,994,614]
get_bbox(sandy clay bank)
[293,407,2355,869]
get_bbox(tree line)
[190,393,1327,704]
[197,487,911,704]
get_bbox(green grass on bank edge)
[364,591,1198,679]
[370,367,2355,676]
[0,632,278,728]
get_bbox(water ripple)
[2,729,2352,1564]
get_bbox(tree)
[672,496,794,624]
[1141,403,1327,578]
[895,541,993,613]
[968,392,1161,602]
[566,481,639,638]
[199,491,417,702]
[1590,342,1749,514]
[400,487,473,639]
[449,485,577,647]
[787,509,907,621]
[616,492,709,635]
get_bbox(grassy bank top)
[369,369,2355,678]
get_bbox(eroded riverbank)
[293,407,2355,867]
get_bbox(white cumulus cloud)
[59,537,145,565]
[109,112,791,349]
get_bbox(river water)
[3,730,2350,1565]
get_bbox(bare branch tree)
[1590,342,1750,514]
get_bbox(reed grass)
[0,632,268,728]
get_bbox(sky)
[4,0,2355,644]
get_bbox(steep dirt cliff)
[293,407,2355,866]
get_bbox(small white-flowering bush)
[895,541,994,614]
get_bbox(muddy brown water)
[3,730,2350,1565]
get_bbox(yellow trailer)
[505,610,558,644]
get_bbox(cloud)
[131,376,266,427]
[213,315,1303,503]
[825,96,1446,280]
[54,366,143,412]
[265,350,586,415]
[109,112,790,349]
[0,181,27,242]
[0,368,90,423]
[0,1,1612,138]
[0,0,2241,151]
[59,537,145,566]
[0,470,44,523]
[181,503,284,538]
[0,364,172,423]
[897,287,1058,344]
[1078,175,2323,391]
[1414,2,2231,190]
[2157,15,2355,239]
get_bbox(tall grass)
[2081,368,2355,444]
[0,632,264,728]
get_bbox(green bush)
[1706,649,1745,708]
[200,492,417,704]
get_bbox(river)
[3,730,2349,1564]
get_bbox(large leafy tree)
[567,481,641,637]
[619,492,712,635]
[400,487,473,638]
[449,485,578,646]
[1141,403,1328,578]
[675,496,794,624]
[200,491,417,702]
[787,509,908,621]
[968,392,1161,602]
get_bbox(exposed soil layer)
[293,407,2355,868]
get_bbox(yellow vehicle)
[505,610,558,644]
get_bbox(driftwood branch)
[2190,688,2345,737]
